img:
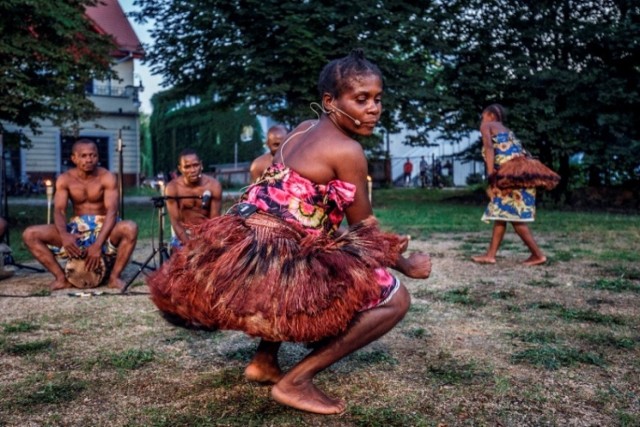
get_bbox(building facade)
[2,0,144,188]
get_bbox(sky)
[119,0,163,114]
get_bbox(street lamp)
[45,180,54,224]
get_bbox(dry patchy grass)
[0,233,639,426]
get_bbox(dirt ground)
[0,234,638,426]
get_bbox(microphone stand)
[163,196,202,200]
[122,196,171,293]
[122,193,207,293]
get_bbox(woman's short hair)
[318,48,383,98]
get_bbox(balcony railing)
[85,83,142,99]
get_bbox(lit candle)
[367,175,373,204]
[45,180,53,224]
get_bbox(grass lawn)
[0,187,639,426]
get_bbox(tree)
[135,0,640,193]
[132,0,445,148]
[139,112,153,179]
[0,0,116,146]
[424,0,640,191]
[149,88,264,175]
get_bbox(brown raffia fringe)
[147,213,405,342]
[495,156,560,190]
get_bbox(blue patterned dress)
[482,132,536,222]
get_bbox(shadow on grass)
[6,373,87,409]
[527,302,626,325]
[511,345,606,370]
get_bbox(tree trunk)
[556,153,571,204]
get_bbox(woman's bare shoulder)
[289,120,318,134]
[324,137,366,168]
[481,121,509,135]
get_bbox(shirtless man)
[22,139,138,290]
[165,148,222,248]
[249,125,288,182]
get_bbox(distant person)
[22,139,138,290]
[471,104,546,266]
[433,159,443,188]
[249,125,289,182]
[165,148,222,248]
[419,156,428,188]
[403,157,413,186]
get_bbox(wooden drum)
[64,256,108,289]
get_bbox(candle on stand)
[45,180,54,224]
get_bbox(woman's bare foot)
[271,379,346,414]
[244,360,282,384]
[523,256,547,266]
[471,255,496,264]
[50,277,72,291]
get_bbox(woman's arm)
[334,142,374,225]
[480,122,496,181]
[335,142,432,279]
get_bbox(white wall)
[385,127,483,186]
[1,56,142,183]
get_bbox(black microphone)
[331,105,361,126]
[201,190,212,209]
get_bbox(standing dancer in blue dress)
[471,104,547,266]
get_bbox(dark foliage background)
[133,0,639,195]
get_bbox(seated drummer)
[22,139,138,291]
[165,148,222,249]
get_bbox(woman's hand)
[396,252,432,279]
[397,234,410,254]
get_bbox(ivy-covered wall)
[149,89,264,175]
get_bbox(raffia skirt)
[147,212,405,342]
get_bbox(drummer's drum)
[64,256,109,289]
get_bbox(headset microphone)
[330,105,361,126]
[201,190,212,209]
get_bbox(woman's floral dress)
[147,163,403,342]
[243,163,399,309]
[482,132,536,222]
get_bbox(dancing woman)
[147,49,431,414]
[471,104,547,266]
